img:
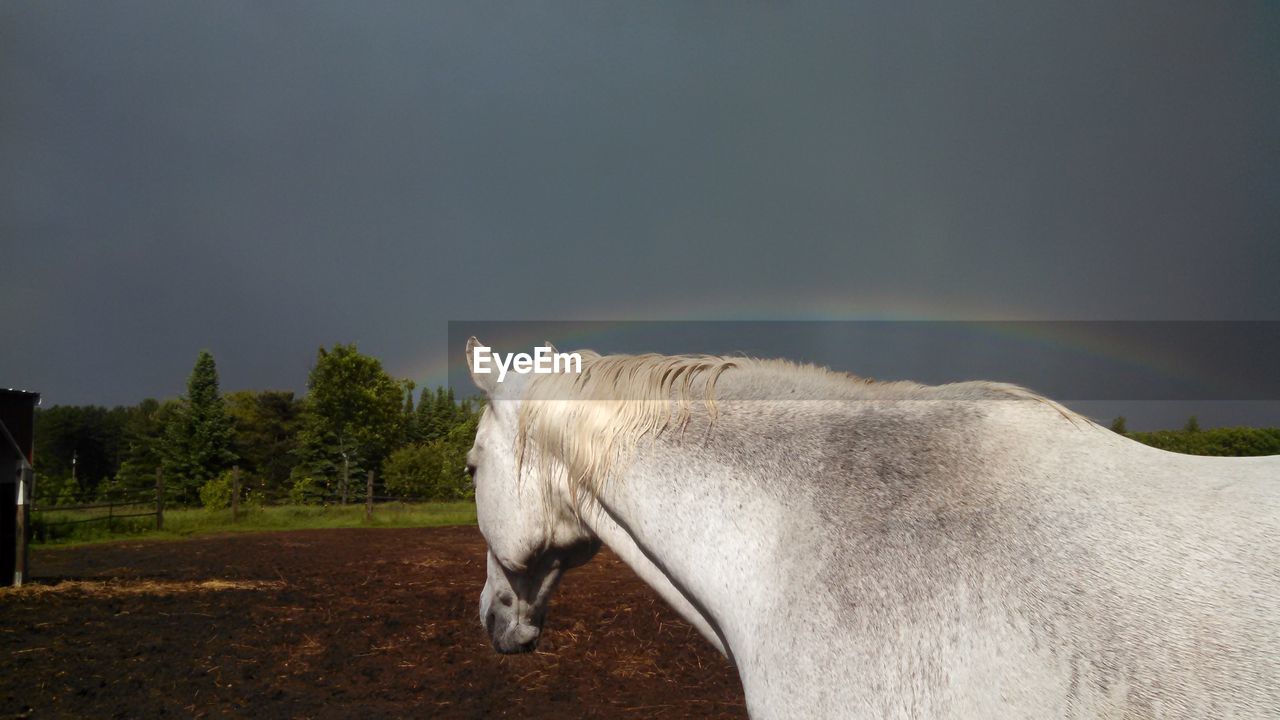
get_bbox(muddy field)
[0,527,745,719]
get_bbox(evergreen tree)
[426,386,458,439]
[165,350,237,504]
[401,380,417,445]
[226,390,302,498]
[1184,415,1201,433]
[418,386,452,441]
[429,387,446,439]
[464,394,486,421]
[443,387,459,428]
[1109,416,1128,434]
[115,398,183,495]
[33,404,129,501]
[415,386,437,442]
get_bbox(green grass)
[31,501,477,548]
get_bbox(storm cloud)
[2,2,1277,428]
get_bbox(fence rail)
[29,466,465,542]
[35,498,157,513]
[31,493,164,541]
[39,510,159,527]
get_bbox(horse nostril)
[514,630,540,653]
[484,610,496,634]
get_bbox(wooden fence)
[30,469,166,541]
[30,466,455,541]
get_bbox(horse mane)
[515,351,1090,505]
[515,353,736,507]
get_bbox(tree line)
[1110,415,1280,457]
[33,344,480,507]
[34,357,1280,508]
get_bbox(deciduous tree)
[292,344,405,502]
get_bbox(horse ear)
[543,340,558,354]
[466,336,497,394]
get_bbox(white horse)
[465,338,1280,718]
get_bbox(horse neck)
[578,496,729,656]
[579,436,790,667]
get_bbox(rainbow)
[402,295,1221,398]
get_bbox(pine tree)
[115,398,182,495]
[1109,416,1128,434]
[225,390,302,497]
[402,380,417,445]
[421,387,445,441]
[441,387,459,429]
[1184,415,1201,433]
[416,386,438,442]
[165,350,237,504]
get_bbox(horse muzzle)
[486,612,541,654]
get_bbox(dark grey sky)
[3,2,1278,428]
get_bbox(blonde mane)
[515,351,1089,506]
[516,352,737,507]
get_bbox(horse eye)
[465,463,477,478]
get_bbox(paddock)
[0,527,745,718]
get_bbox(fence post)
[14,465,29,586]
[342,455,350,505]
[231,466,241,522]
[365,470,374,522]
[155,467,165,531]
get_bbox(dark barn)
[1,388,39,586]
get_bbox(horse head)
[466,337,599,653]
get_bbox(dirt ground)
[0,527,746,719]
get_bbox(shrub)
[384,440,472,501]
[288,474,327,505]
[199,471,234,509]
